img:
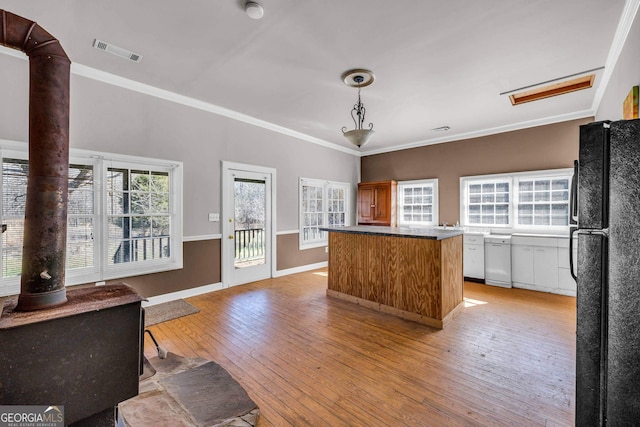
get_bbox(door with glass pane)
[222,165,272,287]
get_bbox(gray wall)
[0,52,359,297]
[597,10,640,120]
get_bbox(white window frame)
[461,176,512,228]
[101,157,183,281]
[397,179,439,227]
[0,139,183,296]
[299,178,350,250]
[460,168,572,231]
[513,171,573,229]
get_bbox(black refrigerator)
[571,118,640,425]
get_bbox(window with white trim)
[516,177,570,227]
[0,145,183,297]
[460,169,572,229]
[398,179,439,226]
[465,179,511,226]
[106,167,171,266]
[299,178,350,249]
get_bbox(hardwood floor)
[144,269,576,426]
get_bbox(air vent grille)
[92,39,142,63]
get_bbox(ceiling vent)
[506,74,595,106]
[92,39,142,63]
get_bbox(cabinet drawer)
[511,236,558,247]
[463,234,485,244]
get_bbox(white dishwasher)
[484,235,512,288]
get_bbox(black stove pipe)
[0,9,71,310]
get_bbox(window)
[516,177,570,227]
[0,144,183,297]
[460,169,572,230]
[466,179,510,226]
[299,178,349,249]
[398,179,439,226]
[1,157,98,287]
[107,167,171,266]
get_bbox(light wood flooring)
[144,269,576,426]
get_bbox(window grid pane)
[400,183,435,224]
[301,184,325,243]
[107,168,171,265]
[2,159,98,276]
[300,180,349,246]
[467,180,510,226]
[517,178,570,227]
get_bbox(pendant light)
[341,69,375,148]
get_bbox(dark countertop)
[320,225,464,240]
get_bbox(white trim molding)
[141,282,224,307]
[592,0,640,114]
[276,229,299,235]
[273,261,328,278]
[183,234,222,242]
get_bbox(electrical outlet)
[208,213,220,222]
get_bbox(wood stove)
[0,9,145,425]
[0,284,144,425]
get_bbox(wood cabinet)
[357,180,397,226]
[325,227,464,329]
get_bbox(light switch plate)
[208,213,220,222]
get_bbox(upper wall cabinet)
[357,181,397,226]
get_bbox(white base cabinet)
[463,233,486,279]
[511,245,534,284]
[511,235,575,296]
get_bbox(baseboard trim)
[142,282,224,307]
[273,261,328,278]
[143,262,328,305]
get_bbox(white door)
[222,162,275,287]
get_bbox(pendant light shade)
[343,129,375,148]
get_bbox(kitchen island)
[322,225,464,329]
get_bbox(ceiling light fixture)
[245,2,264,19]
[341,69,375,148]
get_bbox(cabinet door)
[463,244,484,279]
[534,247,559,289]
[373,185,391,223]
[558,243,578,293]
[358,186,375,224]
[512,245,534,285]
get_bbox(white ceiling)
[0,0,634,155]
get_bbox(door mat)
[120,353,259,427]
[144,299,200,326]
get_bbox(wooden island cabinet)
[357,180,397,226]
[322,225,464,329]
